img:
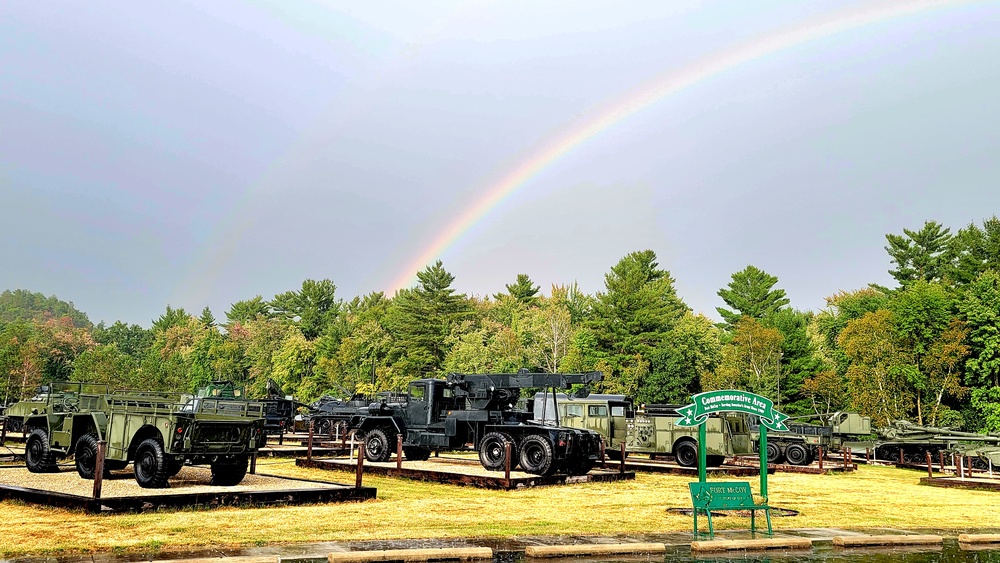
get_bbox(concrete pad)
[832,535,943,547]
[690,538,812,552]
[524,542,666,558]
[327,548,493,563]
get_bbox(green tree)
[72,344,141,389]
[527,287,576,373]
[641,312,722,404]
[950,216,1000,285]
[93,321,153,361]
[763,308,827,415]
[887,280,955,423]
[885,221,954,286]
[227,296,270,324]
[270,279,342,340]
[199,307,216,328]
[0,289,91,328]
[958,270,1000,387]
[716,265,789,328]
[494,274,541,306]
[385,261,472,379]
[703,317,784,403]
[838,310,913,427]
[587,250,687,393]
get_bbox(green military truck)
[4,384,71,434]
[756,411,872,465]
[533,393,755,467]
[23,382,265,488]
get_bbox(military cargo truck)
[3,383,77,434]
[353,371,604,476]
[753,411,872,465]
[533,393,754,467]
[23,384,265,488]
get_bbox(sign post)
[676,390,788,498]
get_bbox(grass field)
[0,460,997,557]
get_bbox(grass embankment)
[0,461,995,557]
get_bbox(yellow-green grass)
[0,461,994,557]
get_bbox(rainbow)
[387,0,971,293]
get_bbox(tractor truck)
[354,371,604,476]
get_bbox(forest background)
[4,217,1000,432]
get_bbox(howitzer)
[873,420,1000,463]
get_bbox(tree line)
[3,217,1000,433]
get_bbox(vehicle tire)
[315,418,332,436]
[403,446,431,461]
[8,418,23,434]
[25,428,58,473]
[133,438,170,488]
[566,456,596,476]
[364,428,393,462]
[479,432,515,471]
[785,443,810,466]
[766,442,783,464]
[211,455,249,486]
[706,455,725,468]
[74,433,100,479]
[675,441,698,468]
[519,435,555,476]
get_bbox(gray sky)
[2,1,999,327]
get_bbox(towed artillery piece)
[874,420,1000,464]
[23,381,265,488]
[352,371,604,476]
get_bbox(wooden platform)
[612,458,768,477]
[298,456,635,489]
[0,465,375,512]
[730,456,856,475]
[920,475,1000,491]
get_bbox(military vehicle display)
[352,371,604,476]
[754,411,872,465]
[533,393,754,467]
[23,382,265,488]
[307,393,375,437]
[873,420,1000,463]
[3,385,65,434]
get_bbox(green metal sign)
[675,390,789,432]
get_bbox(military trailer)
[352,371,604,476]
[23,383,265,488]
[534,393,754,467]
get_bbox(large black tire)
[785,443,810,466]
[766,442,783,464]
[25,428,58,473]
[479,432,516,471]
[519,434,555,476]
[133,438,170,488]
[74,433,100,479]
[404,446,432,461]
[211,456,249,486]
[315,418,332,436]
[675,441,698,468]
[364,428,393,462]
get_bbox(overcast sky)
[2,1,999,327]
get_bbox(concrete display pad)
[297,456,635,489]
[0,464,375,512]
